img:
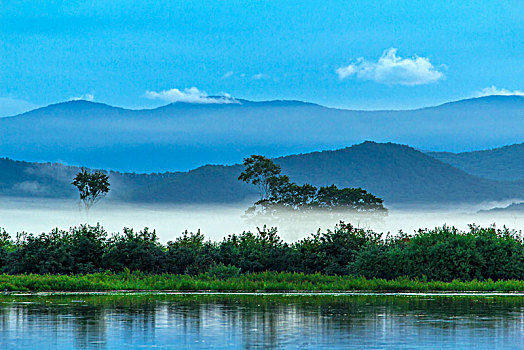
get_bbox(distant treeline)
[0,223,523,282]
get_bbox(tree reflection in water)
[0,294,523,349]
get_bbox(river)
[1,293,523,349]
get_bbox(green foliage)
[295,222,382,275]
[348,225,524,282]
[238,154,387,216]
[69,224,107,273]
[103,228,165,273]
[238,155,283,200]
[315,185,386,212]
[0,223,523,284]
[5,272,524,292]
[72,168,110,211]
[165,230,216,275]
[207,263,241,280]
[6,225,108,274]
[8,229,74,274]
[218,226,295,273]
[0,229,11,272]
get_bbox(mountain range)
[1,95,523,172]
[1,141,522,207]
[429,143,524,181]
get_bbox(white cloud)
[144,87,238,104]
[336,48,444,86]
[475,86,524,97]
[252,73,268,80]
[222,71,234,79]
[335,65,356,80]
[70,93,94,101]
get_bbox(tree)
[238,155,283,200]
[315,185,386,213]
[72,168,110,213]
[238,155,387,216]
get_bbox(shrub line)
[3,272,524,292]
[1,223,523,283]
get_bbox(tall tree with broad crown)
[72,168,110,214]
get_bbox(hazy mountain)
[0,95,523,172]
[131,142,522,205]
[478,202,524,213]
[1,142,522,206]
[428,143,524,181]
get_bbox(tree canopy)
[72,169,110,212]
[237,155,283,200]
[238,155,387,216]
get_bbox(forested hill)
[0,142,522,205]
[428,143,524,181]
[1,95,523,172]
[274,142,523,204]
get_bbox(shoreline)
[5,290,524,296]
[4,272,524,293]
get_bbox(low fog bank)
[0,198,522,242]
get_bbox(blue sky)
[0,0,523,116]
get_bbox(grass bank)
[3,271,524,293]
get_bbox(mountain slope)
[2,142,520,206]
[0,96,523,172]
[132,142,522,204]
[274,142,522,204]
[428,143,524,181]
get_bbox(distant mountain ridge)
[429,143,524,181]
[0,142,522,206]
[0,95,523,172]
[428,95,524,110]
[478,202,524,214]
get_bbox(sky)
[0,0,523,116]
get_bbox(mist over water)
[0,198,522,242]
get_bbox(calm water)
[1,293,524,349]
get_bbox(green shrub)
[165,230,216,275]
[347,225,524,281]
[218,226,294,273]
[1,223,523,282]
[207,263,241,280]
[295,222,382,275]
[102,227,165,272]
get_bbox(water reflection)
[0,294,523,349]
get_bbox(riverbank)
[3,271,524,292]
[3,223,524,284]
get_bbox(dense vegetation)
[1,223,523,286]
[6,272,524,292]
[238,155,387,216]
